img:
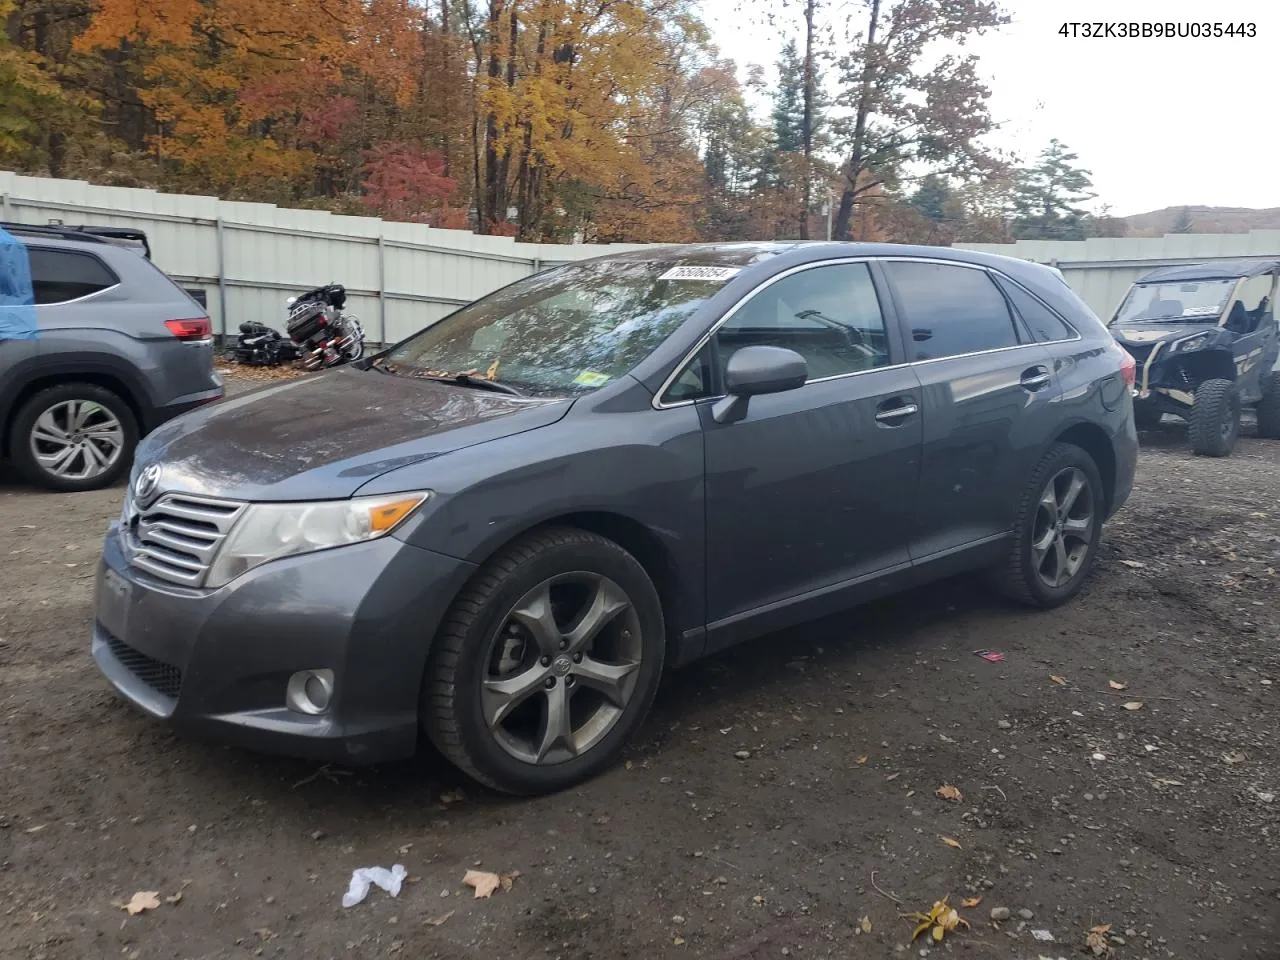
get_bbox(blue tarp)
[0,226,38,341]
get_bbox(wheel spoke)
[573,655,640,709]
[508,582,563,656]
[481,663,550,730]
[1062,516,1092,541]
[1052,536,1070,586]
[563,578,631,652]
[37,442,80,474]
[1038,486,1057,517]
[535,682,576,763]
[1057,471,1085,518]
[1032,525,1057,559]
[34,410,69,441]
[82,440,110,470]
[69,401,95,432]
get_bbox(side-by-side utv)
[1108,259,1280,456]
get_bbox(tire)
[1188,378,1240,457]
[422,527,666,795]
[1256,371,1280,440]
[992,442,1104,609]
[1133,400,1163,429]
[9,383,139,493]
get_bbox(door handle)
[1020,366,1052,390]
[875,399,919,424]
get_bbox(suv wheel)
[993,442,1103,609]
[10,383,139,492]
[423,527,666,795]
[1256,371,1280,440]
[1188,378,1240,456]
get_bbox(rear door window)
[883,260,1021,361]
[28,248,119,304]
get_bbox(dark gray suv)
[0,223,223,492]
[92,242,1139,795]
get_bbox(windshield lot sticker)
[659,266,741,282]
[1181,305,1219,316]
[573,370,612,387]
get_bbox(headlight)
[1172,332,1213,353]
[206,491,430,588]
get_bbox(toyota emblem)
[133,463,162,504]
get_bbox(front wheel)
[992,442,1104,608]
[1188,378,1240,456]
[9,383,139,492]
[422,527,666,795]
[1255,371,1280,439]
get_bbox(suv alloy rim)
[483,572,643,765]
[29,399,125,480]
[1031,466,1095,589]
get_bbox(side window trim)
[654,257,900,409]
[990,271,1083,344]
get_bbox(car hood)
[1110,321,1219,346]
[134,367,573,501]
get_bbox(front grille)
[105,632,183,699]
[124,492,245,588]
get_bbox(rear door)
[878,258,1060,561]
[691,259,923,643]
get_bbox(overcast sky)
[699,0,1276,216]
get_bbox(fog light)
[287,669,334,715]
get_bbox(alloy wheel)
[28,399,125,481]
[1030,466,1095,589]
[483,572,643,765]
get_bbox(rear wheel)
[422,527,666,795]
[1188,378,1239,456]
[993,442,1103,609]
[1256,371,1280,439]
[10,383,138,492]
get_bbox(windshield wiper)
[414,372,523,396]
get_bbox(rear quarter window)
[28,248,119,305]
[994,275,1078,342]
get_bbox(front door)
[695,261,923,643]
[1224,272,1279,400]
[878,258,1062,561]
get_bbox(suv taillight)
[1118,348,1136,389]
[165,318,212,340]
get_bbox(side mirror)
[712,345,808,424]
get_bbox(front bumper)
[91,525,476,764]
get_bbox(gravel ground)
[1,382,1278,960]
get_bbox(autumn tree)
[1010,139,1097,241]
[829,0,1009,241]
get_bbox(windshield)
[383,259,737,397]
[1112,279,1236,324]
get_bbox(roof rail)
[0,221,151,260]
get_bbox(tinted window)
[995,275,1076,342]
[714,262,891,382]
[665,345,713,402]
[28,248,118,304]
[884,261,1019,361]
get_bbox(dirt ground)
[2,379,1278,960]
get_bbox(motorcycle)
[284,282,366,370]
[232,320,300,367]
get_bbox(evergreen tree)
[1010,139,1098,241]
[771,39,806,155]
[908,174,953,223]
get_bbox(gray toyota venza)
[93,242,1139,795]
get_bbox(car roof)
[1137,259,1280,283]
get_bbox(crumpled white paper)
[341,864,407,908]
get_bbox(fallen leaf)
[673,936,686,945]
[941,837,962,849]
[426,910,455,926]
[961,896,982,908]
[903,896,969,943]
[856,755,868,765]
[462,870,501,899]
[1118,559,1145,568]
[499,870,520,892]
[1091,923,1112,934]
[1086,922,1112,955]
[24,825,45,834]
[936,784,963,803]
[885,772,900,781]
[123,891,160,915]
[860,916,872,934]
[165,892,183,905]
[1223,751,1247,765]
[253,928,276,942]
[752,895,765,905]
[1122,701,1144,711]
[1050,675,1067,685]
[1108,680,1127,690]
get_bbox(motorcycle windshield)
[0,226,38,341]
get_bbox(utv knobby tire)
[422,526,666,795]
[1256,371,1280,440]
[1188,378,1240,457]
[10,382,138,493]
[991,442,1104,609]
